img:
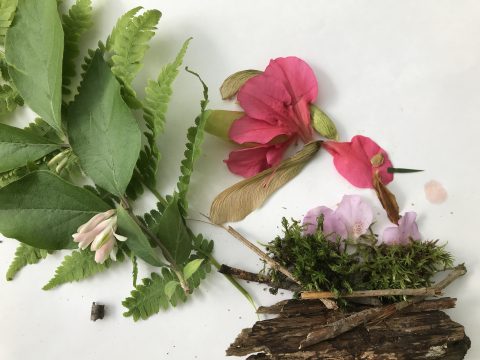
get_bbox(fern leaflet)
[0,0,17,45]
[6,243,49,281]
[61,0,93,96]
[126,38,191,199]
[122,239,212,321]
[0,83,22,116]
[176,68,209,214]
[43,249,125,290]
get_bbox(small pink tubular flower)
[323,135,394,189]
[303,195,373,240]
[382,212,421,245]
[72,210,127,264]
[225,57,318,177]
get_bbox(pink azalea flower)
[225,56,318,177]
[303,195,373,240]
[72,209,127,264]
[323,135,394,189]
[382,212,422,245]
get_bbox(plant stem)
[134,171,168,207]
[121,197,190,294]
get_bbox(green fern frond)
[108,8,161,108]
[105,6,142,51]
[144,37,191,135]
[6,243,49,281]
[43,249,125,290]
[0,83,22,116]
[1,52,11,81]
[0,0,17,45]
[61,0,93,96]
[126,40,191,199]
[176,68,209,214]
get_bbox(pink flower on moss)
[382,212,421,245]
[303,195,373,240]
[225,56,318,177]
[323,135,394,189]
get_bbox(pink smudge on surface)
[424,180,448,204]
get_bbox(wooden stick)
[301,287,441,300]
[225,226,301,285]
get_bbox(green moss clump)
[264,218,453,301]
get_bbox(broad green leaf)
[43,248,124,290]
[0,0,17,45]
[152,197,192,265]
[164,280,179,299]
[0,123,60,173]
[0,171,110,250]
[204,110,243,141]
[6,243,48,281]
[183,259,203,281]
[67,51,141,197]
[5,0,64,134]
[116,206,164,267]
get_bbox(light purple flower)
[335,195,373,239]
[72,209,127,263]
[382,212,421,245]
[303,195,373,240]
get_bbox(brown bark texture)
[227,298,470,359]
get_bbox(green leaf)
[43,248,124,290]
[387,167,424,174]
[164,280,179,299]
[23,118,62,143]
[0,123,60,173]
[126,38,191,200]
[6,243,48,281]
[0,84,23,116]
[5,0,64,134]
[0,0,17,45]
[183,259,203,281]
[176,68,209,214]
[67,51,141,197]
[110,9,161,89]
[152,197,192,265]
[116,206,164,267]
[0,171,110,250]
[61,0,93,96]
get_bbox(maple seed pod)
[310,104,338,140]
[370,153,385,167]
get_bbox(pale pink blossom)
[382,212,421,245]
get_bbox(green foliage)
[61,0,93,96]
[0,171,110,250]
[176,68,209,215]
[67,51,141,197]
[43,248,125,290]
[108,8,161,107]
[122,236,213,321]
[0,0,17,45]
[23,118,62,143]
[116,206,164,266]
[0,84,23,116]
[6,243,49,281]
[265,218,454,301]
[126,38,191,200]
[0,123,60,173]
[5,0,64,135]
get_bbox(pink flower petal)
[303,206,334,235]
[324,135,394,189]
[225,142,290,178]
[237,74,292,123]
[382,226,401,245]
[77,209,115,233]
[264,57,318,104]
[94,236,115,264]
[382,212,421,245]
[334,195,373,239]
[229,116,293,145]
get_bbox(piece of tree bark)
[227,298,470,359]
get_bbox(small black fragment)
[91,302,105,321]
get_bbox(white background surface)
[1,0,479,359]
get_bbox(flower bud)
[310,104,338,140]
